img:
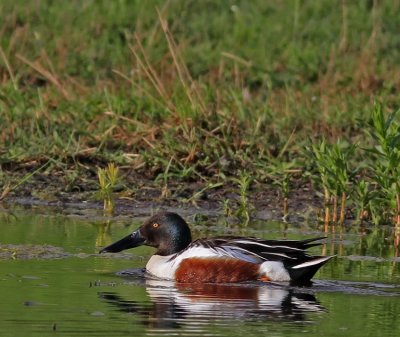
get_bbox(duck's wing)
[190,236,327,264]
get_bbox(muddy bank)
[0,166,322,222]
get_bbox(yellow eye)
[152,223,159,228]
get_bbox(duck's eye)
[152,223,159,228]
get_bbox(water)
[1,206,400,337]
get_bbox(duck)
[100,211,333,285]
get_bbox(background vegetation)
[1,0,400,224]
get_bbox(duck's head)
[99,212,192,256]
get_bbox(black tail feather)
[287,256,333,285]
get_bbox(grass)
[1,1,400,225]
[231,171,253,225]
[97,163,119,214]
[364,104,400,225]
[306,139,356,225]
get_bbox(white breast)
[145,247,221,280]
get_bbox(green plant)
[352,179,373,221]
[222,199,233,217]
[306,139,331,223]
[329,141,356,224]
[365,104,400,225]
[156,157,173,199]
[97,163,119,214]
[306,138,356,224]
[265,160,300,218]
[232,171,254,225]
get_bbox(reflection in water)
[99,278,325,332]
[93,221,113,251]
[320,223,400,259]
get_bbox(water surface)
[0,206,399,337]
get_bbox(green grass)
[306,138,356,224]
[97,162,119,214]
[1,0,400,224]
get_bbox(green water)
[1,207,400,337]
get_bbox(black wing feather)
[191,236,327,264]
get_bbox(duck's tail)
[287,256,334,285]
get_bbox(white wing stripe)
[292,256,332,269]
[232,240,304,252]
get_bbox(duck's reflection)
[98,277,325,330]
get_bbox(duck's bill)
[99,229,145,253]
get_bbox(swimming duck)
[100,212,332,285]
